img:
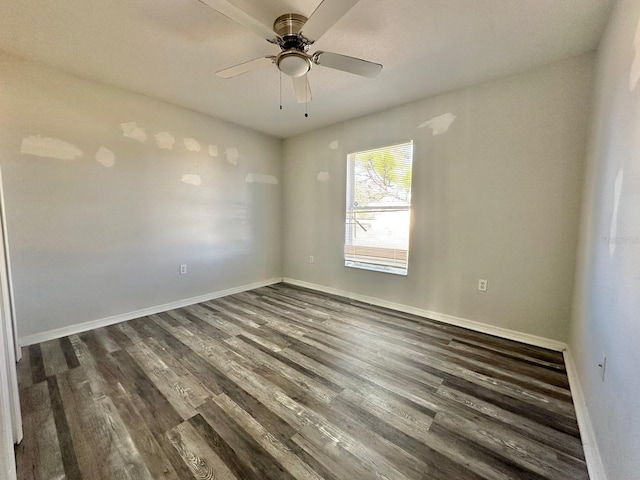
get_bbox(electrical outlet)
[180,264,187,275]
[598,354,607,382]
[309,255,314,264]
[478,279,488,292]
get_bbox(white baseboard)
[282,277,567,352]
[564,349,607,480]
[19,277,283,346]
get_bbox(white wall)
[0,52,282,340]
[569,0,640,478]
[283,54,594,342]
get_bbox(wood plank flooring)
[15,283,589,479]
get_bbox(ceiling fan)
[199,0,383,104]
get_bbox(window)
[344,141,413,275]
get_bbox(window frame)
[344,140,414,276]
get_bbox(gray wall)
[570,0,640,478]
[283,54,594,342]
[0,53,282,340]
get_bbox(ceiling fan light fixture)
[277,50,311,77]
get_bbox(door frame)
[0,305,18,480]
[0,166,19,363]
[0,165,21,480]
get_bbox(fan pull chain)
[279,72,282,110]
[305,80,309,118]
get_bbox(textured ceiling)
[0,0,614,138]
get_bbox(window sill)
[344,261,408,276]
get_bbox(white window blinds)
[344,141,413,275]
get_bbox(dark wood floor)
[15,283,589,480]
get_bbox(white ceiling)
[0,0,614,138]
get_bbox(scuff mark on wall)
[208,145,218,157]
[120,122,147,142]
[317,171,330,182]
[630,18,640,91]
[418,112,457,135]
[155,132,175,150]
[225,147,239,165]
[181,174,202,186]
[183,138,201,152]
[329,140,339,150]
[245,173,278,185]
[609,168,624,257]
[20,135,83,161]
[95,147,115,168]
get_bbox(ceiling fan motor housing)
[273,13,307,39]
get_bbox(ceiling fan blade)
[197,0,277,41]
[313,51,382,78]
[300,0,359,42]
[216,56,274,78]
[292,75,312,103]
